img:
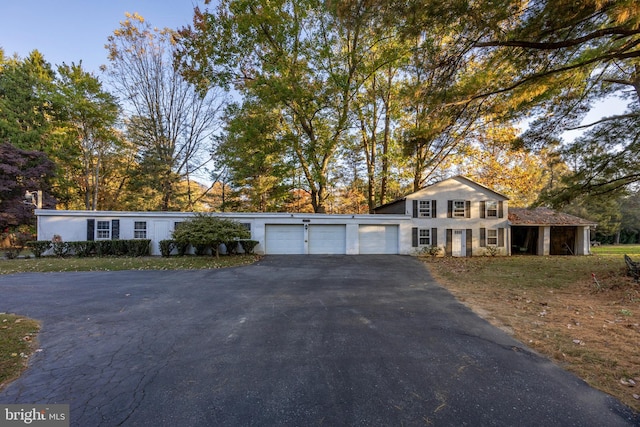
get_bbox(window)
[486,201,498,218]
[134,221,147,239]
[487,229,498,246]
[96,221,110,239]
[418,200,431,218]
[419,229,431,246]
[453,200,466,217]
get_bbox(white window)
[487,229,498,246]
[134,221,147,239]
[486,201,498,218]
[96,221,110,239]
[418,200,431,217]
[419,229,430,246]
[453,200,466,217]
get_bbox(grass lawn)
[0,254,260,391]
[423,247,640,413]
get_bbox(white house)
[374,176,511,256]
[34,176,594,256]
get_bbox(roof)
[373,176,508,212]
[508,207,597,226]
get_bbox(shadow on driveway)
[1,255,638,426]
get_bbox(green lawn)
[591,244,640,256]
[0,255,260,275]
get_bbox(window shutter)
[466,229,473,256]
[445,229,452,256]
[480,228,486,247]
[447,201,453,218]
[412,227,418,247]
[431,228,438,246]
[111,219,120,240]
[412,200,418,218]
[498,228,505,247]
[465,201,471,218]
[87,219,95,241]
[498,201,504,218]
[480,201,486,218]
[431,200,437,218]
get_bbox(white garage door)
[359,225,398,254]
[265,225,305,254]
[309,225,346,254]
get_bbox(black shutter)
[480,228,486,247]
[412,227,418,247]
[465,201,471,218]
[87,219,95,241]
[431,200,437,218]
[466,229,473,256]
[447,201,453,218]
[480,201,486,218]
[431,228,438,246]
[498,201,504,218]
[111,219,120,239]
[413,200,418,218]
[446,229,452,256]
[498,228,505,247]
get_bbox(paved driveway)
[0,255,638,426]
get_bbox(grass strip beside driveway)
[424,249,640,413]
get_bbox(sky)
[0,0,208,74]
[0,0,629,141]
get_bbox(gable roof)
[509,207,597,226]
[373,176,508,212]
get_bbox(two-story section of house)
[373,176,510,256]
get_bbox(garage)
[265,224,305,254]
[308,224,346,254]
[359,225,398,254]
[264,224,347,254]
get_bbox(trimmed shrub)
[26,241,52,258]
[225,240,240,255]
[172,214,251,257]
[67,241,97,257]
[240,240,259,255]
[52,241,69,258]
[159,239,176,257]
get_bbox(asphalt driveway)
[0,255,638,426]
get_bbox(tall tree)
[178,0,388,212]
[105,13,226,211]
[53,62,121,210]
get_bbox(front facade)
[374,176,510,256]
[34,176,595,257]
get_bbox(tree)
[0,142,56,229]
[178,0,389,212]
[0,50,56,152]
[53,62,121,210]
[105,13,226,211]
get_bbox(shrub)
[95,239,150,257]
[159,239,176,257]
[225,240,240,255]
[240,240,259,255]
[126,239,151,257]
[26,241,52,258]
[172,214,251,257]
[66,241,97,257]
[52,241,69,258]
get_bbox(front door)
[452,229,465,257]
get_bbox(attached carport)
[509,207,597,256]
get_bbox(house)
[34,176,595,257]
[373,176,510,256]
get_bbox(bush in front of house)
[240,240,259,255]
[26,241,52,258]
[171,214,251,257]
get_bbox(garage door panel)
[309,225,346,254]
[359,225,398,254]
[265,225,304,254]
